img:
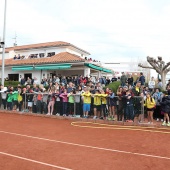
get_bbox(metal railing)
[0,92,145,122]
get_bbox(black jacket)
[160,95,170,113]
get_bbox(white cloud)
[0,0,170,63]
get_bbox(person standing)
[139,72,145,87]
[145,92,156,124]
[148,77,155,93]
[81,88,91,118]
[108,89,116,120]
[127,74,134,87]
[120,72,127,87]
[152,88,163,121]
[0,85,7,109]
[20,76,26,86]
[160,91,170,126]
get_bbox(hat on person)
[123,86,128,89]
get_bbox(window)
[39,53,45,58]
[8,74,19,81]
[47,52,55,57]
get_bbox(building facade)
[0,41,112,83]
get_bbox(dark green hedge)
[4,81,20,87]
[105,81,121,93]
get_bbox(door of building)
[24,73,32,80]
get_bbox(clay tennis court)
[0,112,170,170]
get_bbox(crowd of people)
[0,72,170,126]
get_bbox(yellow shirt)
[145,97,156,109]
[135,87,139,93]
[101,94,108,104]
[93,94,102,105]
[81,92,91,104]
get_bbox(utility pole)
[1,0,7,86]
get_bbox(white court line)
[0,130,170,161]
[0,151,72,170]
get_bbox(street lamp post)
[1,0,7,86]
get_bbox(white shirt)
[148,80,155,89]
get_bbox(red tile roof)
[0,52,85,66]
[5,41,90,54]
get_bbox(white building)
[0,41,112,83]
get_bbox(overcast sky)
[1,0,170,64]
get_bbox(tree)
[138,56,170,90]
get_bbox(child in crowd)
[27,89,33,113]
[42,89,48,114]
[13,88,19,111]
[108,89,116,120]
[138,92,144,123]
[60,89,68,116]
[7,90,14,110]
[36,89,43,113]
[100,90,108,119]
[125,90,134,122]
[74,88,82,117]
[18,87,23,111]
[81,88,91,118]
[117,87,124,121]
[145,92,156,124]
[54,89,61,116]
[47,90,55,115]
[32,94,37,113]
[67,89,75,116]
[92,90,101,119]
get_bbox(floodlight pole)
[1,0,7,86]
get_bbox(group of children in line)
[0,82,170,126]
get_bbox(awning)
[12,64,72,71]
[12,66,34,71]
[34,64,71,70]
[84,63,112,73]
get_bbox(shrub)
[4,81,20,87]
[106,81,121,93]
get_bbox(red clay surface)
[0,112,170,170]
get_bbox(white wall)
[66,48,89,58]
[0,53,9,59]
[0,47,67,60]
